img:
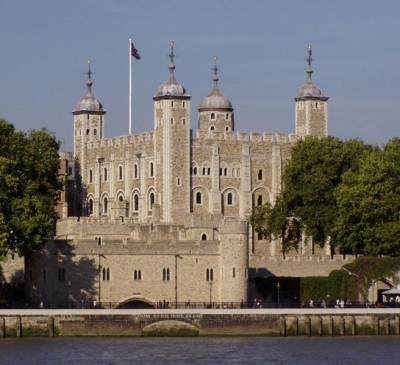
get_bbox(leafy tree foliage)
[0,119,61,256]
[333,138,400,255]
[250,136,371,253]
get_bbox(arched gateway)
[116,296,156,309]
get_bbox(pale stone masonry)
[24,45,348,308]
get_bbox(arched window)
[163,268,170,281]
[149,162,154,177]
[258,169,263,181]
[102,267,110,281]
[89,169,93,183]
[210,112,215,120]
[149,192,155,208]
[193,167,197,176]
[202,168,206,176]
[225,113,229,120]
[119,165,123,180]
[134,270,142,281]
[224,168,227,176]
[206,268,214,281]
[134,194,139,211]
[103,197,108,215]
[134,164,138,179]
[88,198,93,215]
[104,168,108,181]
[225,126,230,132]
[201,233,207,241]
[86,129,90,135]
[195,191,202,205]
[207,168,211,176]
[118,195,124,203]
[210,125,215,131]
[257,195,263,206]
[97,237,102,246]
[93,129,97,136]
[227,192,233,206]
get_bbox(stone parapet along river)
[0,308,399,337]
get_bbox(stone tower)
[153,42,191,224]
[295,45,328,137]
[72,62,106,215]
[198,58,234,133]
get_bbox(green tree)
[0,119,61,256]
[250,136,372,253]
[333,138,400,255]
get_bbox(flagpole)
[129,37,132,135]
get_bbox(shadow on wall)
[26,239,98,308]
[0,261,25,306]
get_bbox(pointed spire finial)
[306,44,313,80]
[86,59,93,89]
[212,56,219,88]
[168,41,176,78]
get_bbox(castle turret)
[72,62,106,216]
[295,45,328,137]
[198,58,234,133]
[153,42,191,223]
[73,61,106,158]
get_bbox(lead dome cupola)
[155,42,188,98]
[199,58,232,111]
[296,45,327,100]
[74,62,104,112]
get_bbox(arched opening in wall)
[88,198,94,216]
[193,167,197,176]
[224,168,227,176]
[210,113,215,120]
[225,126,230,132]
[258,169,263,181]
[195,191,202,205]
[201,233,208,241]
[86,129,90,135]
[103,197,108,215]
[210,125,215,131]
[257,195,263,206]
[227,192,233,206]
[117,299,154,309]
[163,268,170,281]
[133,194,139,212]
[149,191,155,209]
[104,168,108,181]
[93,129,97,136]
[89,169,93,183]
[134,164,138,179]
[119,165,123,180]
[150,162,154,177]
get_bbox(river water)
[0,337,399,365]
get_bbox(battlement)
[85,131,154,151]
[194,129,299,145]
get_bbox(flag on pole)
[131,41,141,60]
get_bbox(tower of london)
[25,44,349,308]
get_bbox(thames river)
[0,337,399,365]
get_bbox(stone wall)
[0,309,399,337]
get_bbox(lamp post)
[175,254,182,308]
[277,281,281,308]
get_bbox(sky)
[0,0,399,150]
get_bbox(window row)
[87,191,156,216]
[88,162,154,184]
[209,112,230,121]
[194,191,234,206]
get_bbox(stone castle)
[24,44,351,308]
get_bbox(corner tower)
[73,62,106,159]
[153,42,191,223]
[295,45,328,137]
[198,58,234,133]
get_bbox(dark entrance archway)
[117,299,155,309]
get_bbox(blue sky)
[0,0,399,150]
